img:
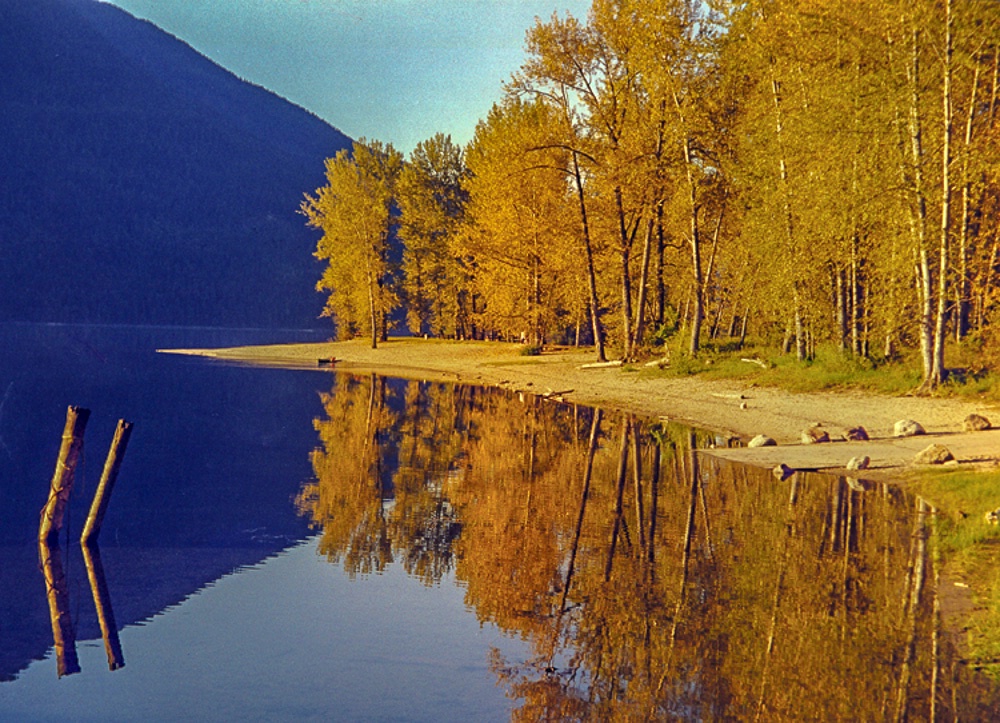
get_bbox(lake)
[1,323,998,721]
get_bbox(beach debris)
[541,388,573,403]
[986,509,1000,525]
[894,419,926,437]
[963,413,992,432]
[914,443,954,464]
[711,392,746,400]
[846,455,870,471]
[580,360,624,369]
[842,426,869,441]
[748,434,776,448]
[773,463,794,480]
[740,401,748,410]
[801,425,830,444]
[317,357,336,366]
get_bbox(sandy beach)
[160,337,1000,475]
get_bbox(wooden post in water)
[38,406,90,543]
[81,419,133,544]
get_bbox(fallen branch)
[580,360,624,369]
[741,357,769,369]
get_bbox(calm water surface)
[1,323,998,720]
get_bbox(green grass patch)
[907,468,1000,676]
[908,468,1000,555]
[636,339,1000,398]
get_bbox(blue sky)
[100,0,591,155]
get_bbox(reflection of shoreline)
[298,375,999,718]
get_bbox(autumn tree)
[397,133,470,337]
[520,7,650,359]
[302,139,402,348]
[460,97,581,344]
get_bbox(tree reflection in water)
[297,374,1000,720]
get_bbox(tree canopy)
[304,0,1000,388]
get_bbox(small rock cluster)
[750,413,993,480]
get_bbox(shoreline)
[159,337,1000,476]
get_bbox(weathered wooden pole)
[81,419,133,544]
[82,543,125,670]
[38,406,90,543]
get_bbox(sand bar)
[159,338,999,474]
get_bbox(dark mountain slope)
[0,0,350,327]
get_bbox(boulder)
[963,414,992,432]
[914,443,954,465]
[748,434,777,448]
[846,455,870,471]
[842,426,869,442]
[801,426,830,444]
[894,419,926,437]
[772,463,794,481]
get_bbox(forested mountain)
[0,0,351,327]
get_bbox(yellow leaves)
[302,140,403,342]
[397,134,468,336]
[462,98,582,339]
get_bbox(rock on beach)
[963,414,992,432]
[894,419,926,438]
[914,444,954,465]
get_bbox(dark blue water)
[0,324,525,721]
[0,324,327,677]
